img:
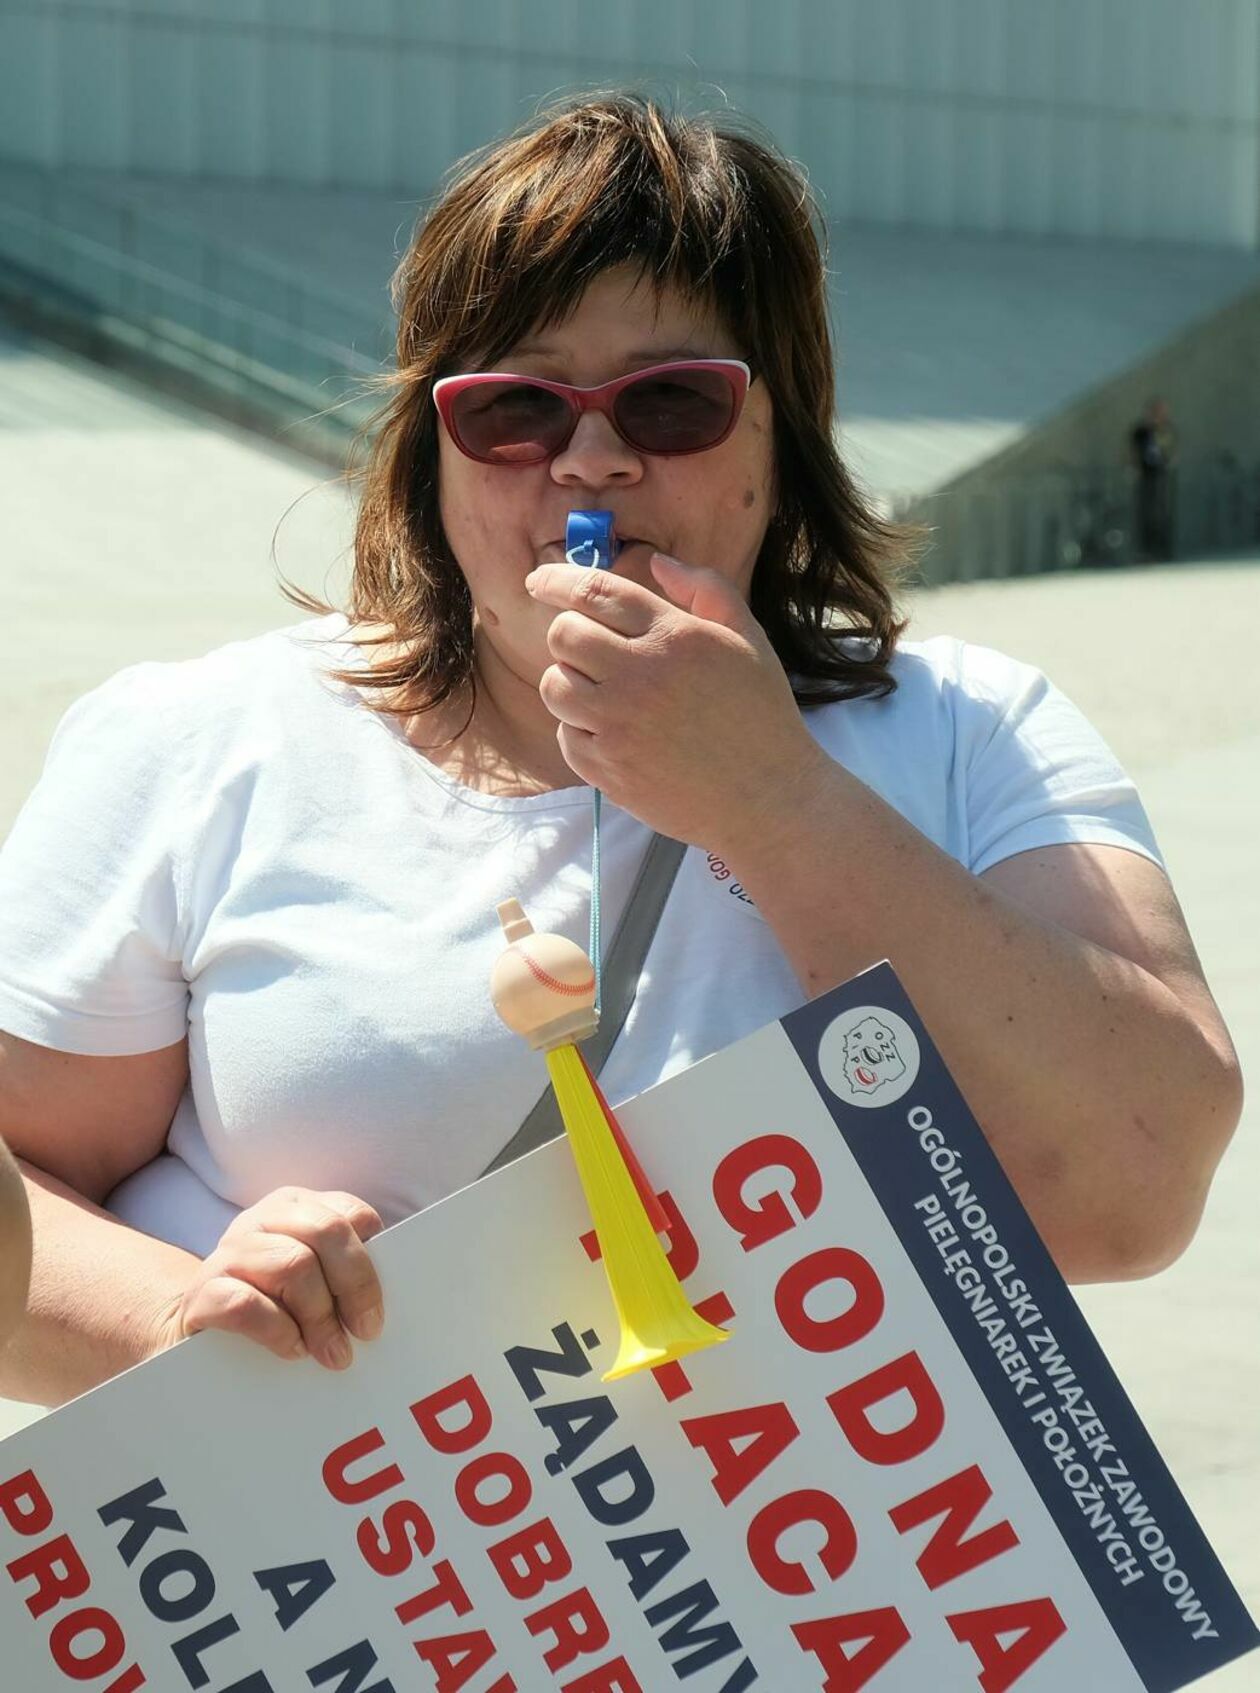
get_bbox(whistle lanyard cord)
[564,513,613,1017]
[589,787,603,1016]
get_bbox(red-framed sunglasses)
[432,358,752,465]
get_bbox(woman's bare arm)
[720,771,1242,1283]
[0,1035,197,1403]
[525,556,1243,1283]
[0,1033,387,1406]
[6,1164,203,1404]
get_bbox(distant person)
[1130,397,1177,561]
[0,1136,32,1347]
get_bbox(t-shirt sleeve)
[948,642,1165,877]
[0,665,192,1055]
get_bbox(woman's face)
[437,262,776,687]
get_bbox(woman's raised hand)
[527,552,829,850]
[157,1186,385,1370]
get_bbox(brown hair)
[302,92,914,711]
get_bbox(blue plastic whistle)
[565,510,618,570]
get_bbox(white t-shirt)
[0,615,1162,1256]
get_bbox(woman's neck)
[397,631,582,799]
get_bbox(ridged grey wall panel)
[2,0,1257,246]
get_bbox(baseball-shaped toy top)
[491,899,599,1051]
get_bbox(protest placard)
[1,963,1255,1691]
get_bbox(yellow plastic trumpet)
[491,899,729,1382]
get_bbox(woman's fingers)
[313,1189,386,1244]
[545,610,616,681]
[555,723,600,784]
[180,1273,307,1362]
[527,562,660,639]
[250,1186,384,1248]
[539,661,601,730]
[201,1187,387,1370]
[252,1232,355,1369]
[268,1189,386,1340]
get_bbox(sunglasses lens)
[450,381,571,463]
[614,367,737,453]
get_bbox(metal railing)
[0,169,392,457]
[894,457,1260,584]
[0,165,390,349]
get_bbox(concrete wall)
[903,278,1260,579]
[2,0,1258,246]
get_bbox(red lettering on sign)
[827,1352,945,1466]
[7,1531,90,1618]
[487,1517,574,1602]
[413,1624,499,1690]
[524,1586,611,1672]
[681,1400,801,1506]
[455,1452,532,1529]
[699,1144,1057,1687]
[358,1499,437,1577]
[792,1606,912,1691]
[324,1428,516,1683]
[0,1469,53,1536]
[101,1664,147,1693]
[49,1605,128,1682]
[560,1657,643,1693]
[655,1190,701,1281]
[947,1598,1067,1692]
[747,1489,858,1596]
[890,1465,1019,1591]
[322,1428,404,1505]
[712,1135,823,1251]
[775,1247,885,1354]
[412,1376,494,1456]
[1,1471,146,1689]
[396,1559,473,1626]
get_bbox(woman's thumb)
[650,552,749,629]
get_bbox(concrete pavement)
[1,323,1257,1685]
[0,310,357,831]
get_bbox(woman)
[0,95,1241,1408]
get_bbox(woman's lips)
[537,536,654,565]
